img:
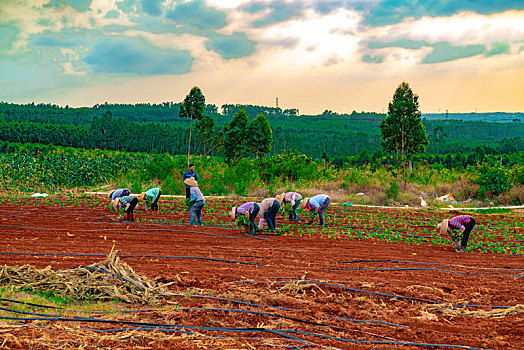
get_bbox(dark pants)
[248,204,260,235]
[185,187,190,199]
[461,218,476,247]
[151,189,161,211]
[264,199,280,231]
[288,199,301,221]
[127,197,139,213]
[190,200,204,226]
[317,197,331,226]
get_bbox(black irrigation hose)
[227,280,514,309]
[322,267,524,278]
[339,259,524,271]
[0,252,265,266]
[0,297,406,329]
[0,224,271,241]
[0,310,483,349]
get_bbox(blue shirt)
[183,170,198,188]
[308,194,329,209]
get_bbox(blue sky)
[0,0,523,114]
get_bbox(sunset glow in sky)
[1,0,523,115]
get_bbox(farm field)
[0,196,523,349]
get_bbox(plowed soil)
[0,199,522,350]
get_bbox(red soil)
[0,200,522,349]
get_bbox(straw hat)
[275,192,285,205]
[138,192,146,201]
[437,219,449,236]
[108,190,115,199]
[184,177,198,187]
[230,207,237,220]
[299,197,309,209]
[111,198,119,211]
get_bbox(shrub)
[474,164,510,197]
[385,181,399,201]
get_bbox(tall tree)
[380,81,428,188]
[223,109,249,165]
[246,113,272,162]
[179,86,205,165]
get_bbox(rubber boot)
[129,211,135,222]
[248,222,255,235]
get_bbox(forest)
[0,101,522,169]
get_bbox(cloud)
[205,32,256,59]
[0,25,19,51]
[421,42,486,64]
[362,54,383,63]
[83,36,192,75]
[165,0,226,31]
[141,0,163,16]
[43,0,93,12]
[484,41,511,57]
[243,1,305,27]
[364,0,524,27]
[368,39,429,50]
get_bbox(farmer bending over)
[301,194,331,227]
[185,177,205,227]
[117,195,139,222]
[437,215,476,253]
[139,187,162,211]
[258,198,281,232]
[109,188,130,210]
[231,202,260,235]
[276,191,302,222]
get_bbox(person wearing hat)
[183,163,198,199]
[108,188,130,201]
[231,202,260,235]
[184,177,205,227]
[139,187,162,211]
[117,195,139,222]
[258,197,281,231]
[300,194,331,227]
[437,215,476,252]
[276,191,302,222]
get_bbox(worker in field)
[108,188,130,200]
[258,197,281,232]
[117,194,139,222]
[184,177,205,227]
[300,194,331,227]
[139,187,162,211]
[109,188,131,210]
[437,215,476,252]
[183,163,198,199]
[231,202,260,235]
[276,191,302,222]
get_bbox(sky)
[0,0,523,115]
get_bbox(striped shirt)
[118,195,135,209]
[448,216,472,230]
[237,202,255,215]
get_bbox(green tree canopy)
[179,86,205,164]
[380,81,428,186]
[247,113,273,161]
[223,109,250,165]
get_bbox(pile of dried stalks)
[0,249,167,304]
[424,303,524,318]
